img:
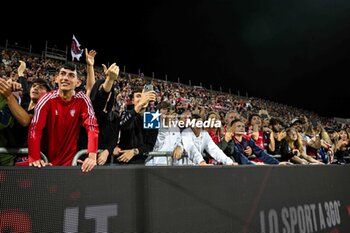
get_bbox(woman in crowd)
[280,128,324,164]
[333,129,350,164]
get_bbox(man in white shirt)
[146,102,184,165]
[181,114,237,166]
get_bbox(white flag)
[71,34,83,61]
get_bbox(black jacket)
[119,106,158,164]
[90,79,119,156]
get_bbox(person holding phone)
[143,84,156,112]
[116,85,158,164]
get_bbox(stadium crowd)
[0,48,349,171]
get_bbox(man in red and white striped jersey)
[28,62,99,172]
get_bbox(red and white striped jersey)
[28,90,99,166]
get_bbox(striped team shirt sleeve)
[28,92,52,163]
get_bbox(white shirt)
[146,124,183,166]
[181,128,234,165]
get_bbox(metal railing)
[0,147,48,163]
[146,151,189,166]
[72,150,189,166]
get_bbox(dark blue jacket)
[218,137,279,165]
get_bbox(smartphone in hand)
[143,84,154,92]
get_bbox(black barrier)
[0,165,350,233]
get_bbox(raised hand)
[18,60,26,76]
[102,63,119,81]
[0,79,14,98]
[136,91,156,111]
[85,49,97,66]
